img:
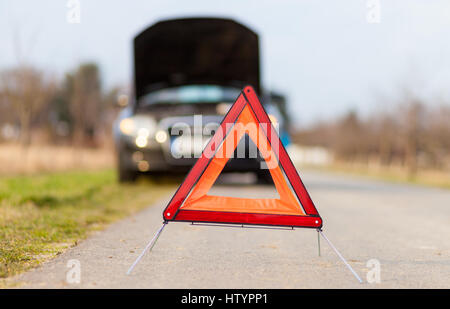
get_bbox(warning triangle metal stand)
[127,222,167,275]
[127,222,363,283]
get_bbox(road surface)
[13,170,450,288]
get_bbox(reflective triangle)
[163,86,322,228]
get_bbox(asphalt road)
[14,170,450,288]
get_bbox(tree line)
[2,62,450,176]
[0,63,122,147]
[292,94,450,176]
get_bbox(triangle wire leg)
[317,229,321,257]
[127,222,167,275]
[318,229,363,283]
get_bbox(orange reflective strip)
[182,196,301,216]
[181,105,305,216]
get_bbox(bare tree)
[292,89,450,175]
[396,96,425,177]
[69,63,102,147]
[0,66,56,146]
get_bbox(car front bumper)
[117,137,263,174]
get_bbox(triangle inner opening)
[209,136,279,199]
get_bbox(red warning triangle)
[163,86,322,228]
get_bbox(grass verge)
[313,163,450,189]
[0,169,175,284]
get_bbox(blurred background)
[1,0,450,183]
[2,0,450,285]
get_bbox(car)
[113,17,291,182]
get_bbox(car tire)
[256,169,273,185]
[118,167,138,183]
[117,151,138,183]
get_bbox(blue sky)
[1,0,450,127]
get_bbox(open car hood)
[133,18,260,102]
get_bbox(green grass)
[0,169,175,282]
[316,163,450,189]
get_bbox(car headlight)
[155,130,168,143]
[119,115,156,137]
[268,114,278,125]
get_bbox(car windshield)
[139,85,241,105]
